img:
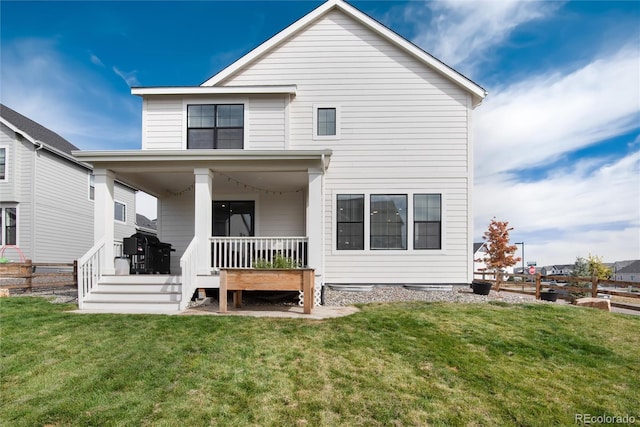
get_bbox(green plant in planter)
[253,254,301,269]
[0,257,10,264]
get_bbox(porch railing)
[179,237,198,311]
[77,238,105,309]
[210,237,308,269]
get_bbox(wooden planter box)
[219,268,315,314]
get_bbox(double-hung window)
[187,104,244,149]
[0,207,17,245]
[114,201,126,223]
[0,148,6,180]
[337,195,364,250]
[414,194,441,250]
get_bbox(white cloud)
[475,45,640,178]
[90,52,105,67]
[475,150,640,265]
[112,66,140,87]
[0,38,140,150]
[406,0,561,73]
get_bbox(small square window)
[317,108,336,136]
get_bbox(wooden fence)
[474,271,640,303]
[0,260,77,292]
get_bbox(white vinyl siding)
[142,95,287,150]
[142,97,183,150]
[220,9,472,284]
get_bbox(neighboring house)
[74,0,486,312]
[613,260,640,283]
[0,104,137,263]
[135,213,157,235]
[473,242,515,276]
[540,265,574,277]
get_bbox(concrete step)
[85,291,181,303]
[99,275,181,285]
[80,300,181,314]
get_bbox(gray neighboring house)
[0,104,137,263]
[135,214,157,236]
[613,260,640,283]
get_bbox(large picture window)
[414,194,441,250]
[187,104,244,149]
[370,195,407,250]
[337,195,364,250]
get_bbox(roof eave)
[131,85,297,97]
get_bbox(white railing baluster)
[209,237,308,269]
[77,237,106,309]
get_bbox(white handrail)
[179,237,198,311]
[77,237,106,309]
[210,236,308,269]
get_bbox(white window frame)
[182,98,249,150]
[0,145,9,182]
[313,104,341,141]
[88,173,95,201]
[114,200,127,224]
[331,190,447,255]
[0,205,19,246]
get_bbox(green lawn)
[1,297,638,426]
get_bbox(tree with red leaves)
[477,218,521,290]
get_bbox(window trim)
[183,99,248,150]
[0,145,9,182]
[336,194,365,250]
[313,104,341,141]
[413,194,442,250]
[0,205,18,246]
[332,190,446,255]
[88,173,95,201]
[114,200,127,224]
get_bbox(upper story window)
[317,108,336,136]
[0,147,6,180]
[89,174,95,201]
[114,201,126,223]
[313,104,340,140]
[187,104,244,149]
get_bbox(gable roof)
[0,104,79,156]
[201,0,487,107]
[617,260,640,274]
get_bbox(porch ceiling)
[73,149,331,198]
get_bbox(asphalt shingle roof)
[0,104,79,155]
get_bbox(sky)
[1,0,639,267]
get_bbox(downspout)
[320,153,326,305]
[32,140,44,261]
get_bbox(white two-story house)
[0,104,137,264]
[74,0,486,313]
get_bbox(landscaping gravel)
[323,285,543,306]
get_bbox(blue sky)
[1,0,639,266]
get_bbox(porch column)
[194,168,214,275]
[94,169,115,275]
[307,168,323,278]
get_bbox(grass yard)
[1,298,639,426]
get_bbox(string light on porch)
[165,184,194,197]
[219,173,304,196]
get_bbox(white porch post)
[307,168,323,279]
[94,169,115,274]
[194,168,213,275]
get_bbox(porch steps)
[81,275,183,314]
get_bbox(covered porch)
[73,149,331,311]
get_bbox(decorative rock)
[575,297,611,312]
